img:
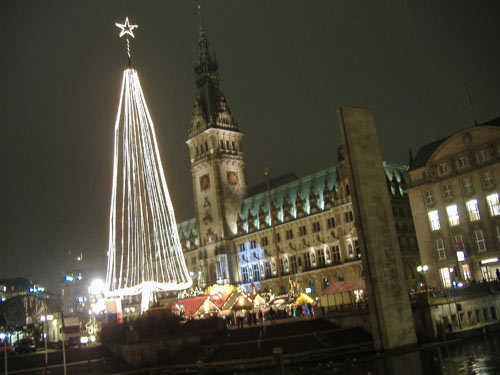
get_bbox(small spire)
[198,3,205,39]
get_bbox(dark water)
[295,333,500,375]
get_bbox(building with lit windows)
[60,254,105,317]
[0,278,46,300]
[407,119,500,288]
[175,16,421,296]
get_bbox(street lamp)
[416,264,429,290]
[40,314,54,369]
[80,336,91,373]
[452,280,463,329]
[88,279,105,344]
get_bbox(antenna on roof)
[464,82,478,127]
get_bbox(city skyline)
[2,1,500,291]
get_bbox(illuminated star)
[115,17,138,38]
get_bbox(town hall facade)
[177,16,421,295]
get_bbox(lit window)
[446,205,460,226]
[435,239,446,260]
[425,190,434,204]
[478,149,490,163]
[442,184,453,199]
[474,230,486,252]
[457,156,468,169]
[438,163,449,175]
[462,178,473,194]
[428,210,441,231]
[440,267,451,288]
[466,199,480,221]
[487,193,500,216]
[484,171,494,189]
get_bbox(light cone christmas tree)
[105,18,192,312]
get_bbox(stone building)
[407,119,500,288]
[175,17,420,296]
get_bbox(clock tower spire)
[186,7,247,285]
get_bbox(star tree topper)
[115,17,138,38]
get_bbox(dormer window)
[457,156,468,169]
[438,163,449,176]
[478,149,491,163]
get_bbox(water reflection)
[342,333,500,375]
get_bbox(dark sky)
[2,1,500,292]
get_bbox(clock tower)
[186,11,247,284]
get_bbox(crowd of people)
[229,302,315,329]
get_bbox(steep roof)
[177,162,409,241]
[239,166,337,223]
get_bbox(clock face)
[200,174,210,191]
[226,171,239,186]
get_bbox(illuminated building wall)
[177,15,421,294]
[408,119,500,288]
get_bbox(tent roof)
[321,278,366,296]
[176,296,207,315]
[209,293,231,309]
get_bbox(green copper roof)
[177,162,410,242]
[239,167,337,224]
[193,8,221,123]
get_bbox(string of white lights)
[105,68,192,311]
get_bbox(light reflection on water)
[335,332,500,375]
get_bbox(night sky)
[2,1,500,292]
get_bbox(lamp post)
[452,280,463,329]
[88,279,105,347]
[80,336,91,373]
[416,264,429,290]
[40,314,54,369]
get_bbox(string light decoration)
[105,17,192,312]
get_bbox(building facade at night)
[175,19,421,295]
[407,120,500,289]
